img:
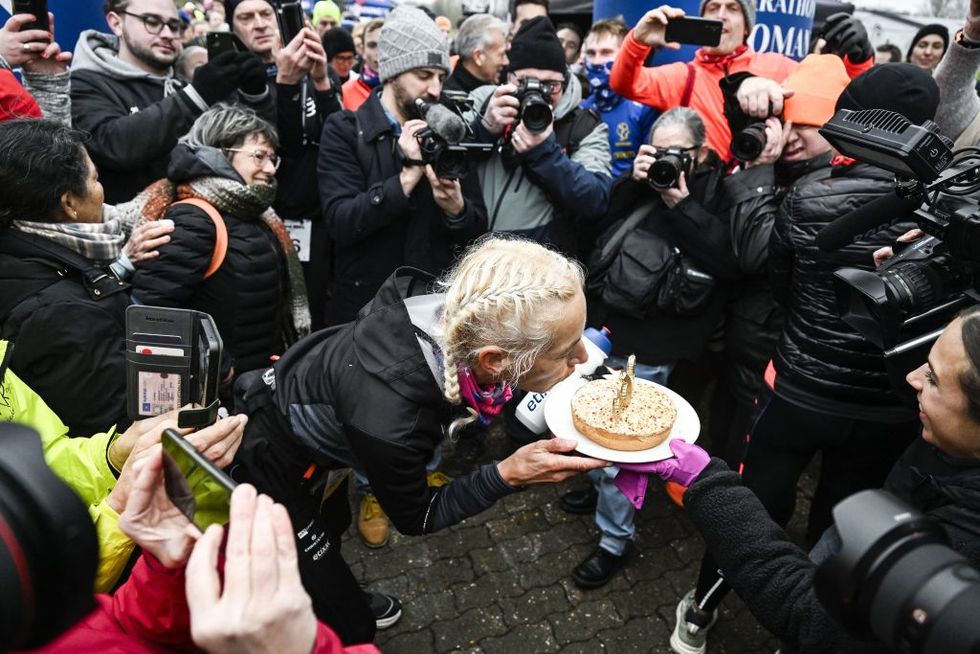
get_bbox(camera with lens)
[720,73,780,162]
[815,109,980,374]
[814,489,980,654]
[513,77,554,134]
[647,147,696,191]
[413,92,492,180]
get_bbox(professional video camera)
[513,77,554,134]
[815,489,980,654]
[413,91,493,180]
[815,109,980,363]
[647,147,696,191]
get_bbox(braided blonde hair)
[436,235,585,438]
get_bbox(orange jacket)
[342,77,373,111]
[610,31,873,159]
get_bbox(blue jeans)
[353,444,444,494]
[590,360,673,555]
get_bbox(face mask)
[360,63,380,89]
[585,60,621,112]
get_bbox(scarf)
[123,177,311,344]
[360,63,381,89]
[585,60,622,113]
[12,213,137,267]
[695,43,749,67]
[457,364,513,426]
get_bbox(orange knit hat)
[782,54,850,127]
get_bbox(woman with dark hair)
[907,23,949,71]
[131,103,310,380]
[0,120,135,435]
[643,305,980,652]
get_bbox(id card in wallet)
[139,371,180,416]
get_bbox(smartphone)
[12,0,50,34]
[277,1,306,47]
[161,428,236,531]
[206,31,241,59]
[664,17,723,47]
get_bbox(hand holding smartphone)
[161,428,236,531]
[664,17,723,47]
[13,0,50,35]
[206,31,243,59]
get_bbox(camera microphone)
[414,98,467,145]
[815,190,922,252]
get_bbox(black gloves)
[822,12,873,64]
[191,51,268,105]
[238,54,268,96]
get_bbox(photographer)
[633,305,980,653]
[560,106,734,590]
[609,2,874,160]
[670,64,939,654]
[472,16,612,255]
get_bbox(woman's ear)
[474,346,508,382]
[59,192,79,222]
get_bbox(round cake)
[571,378,677,451]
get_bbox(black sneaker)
[366,591,402,630]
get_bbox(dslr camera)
[413,91,492,180]
[513,77,554,134]
[647,147,696,191]
[815,489,980,654]
[720,73,780,162]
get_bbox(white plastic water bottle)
[515,327,613,434]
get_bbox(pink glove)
[614,440,711,510]
[646,440,710,487]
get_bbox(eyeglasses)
[119,11,187,36]
[509,75,564,94]
[333,54,356,62]
[225,148,281,170]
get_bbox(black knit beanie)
[322,27,356,60]
[507,16,566,74]
[835,62,940,125]
[905,23,949,62]
[223,0,275,22]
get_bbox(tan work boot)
[357,494,389,548]
[426,470,452,488]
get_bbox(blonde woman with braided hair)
[229,235,610,645]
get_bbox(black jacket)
[684,437,980,653]
[70,31,275,204]
[0,230,130,436]
[768,162,917,422]
[130,145,286,375]
[720,154,832,405]
[444,62,491,94]
[588,154,734,364]
[316,90,487,324]
[251,268,516,535]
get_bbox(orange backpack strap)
[172,198,228,279]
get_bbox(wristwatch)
[956,28,980,49]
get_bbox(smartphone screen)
[664,17,723,47]
[161,429,236,531]
[13,0,50,33]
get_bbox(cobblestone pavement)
[342,427,813,653]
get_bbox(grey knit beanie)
[698,0,756,39]
[378,6,450,83]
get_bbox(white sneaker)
[669,589,718,654]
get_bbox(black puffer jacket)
[0,230,130,436]
[131,145,286,374]
[768,162,916,422]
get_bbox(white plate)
[544,376,700,463]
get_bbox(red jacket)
[610,31,873,159]
[0,69,42,122]
[24,553,381,654]
[341,77,372,111]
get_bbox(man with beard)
[317,5,487,553]
[71,0,272,203]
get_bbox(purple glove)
[614,441,710,510]
[646,440,710,486]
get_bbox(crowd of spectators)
[1,0,979,652]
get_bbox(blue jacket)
[581,96,657,178]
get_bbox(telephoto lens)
[731,121,768,162]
